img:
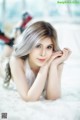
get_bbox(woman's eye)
[35,44,41,48]
[47,46,53,49]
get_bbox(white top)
[24,58,36,88]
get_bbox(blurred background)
[0,1,80,119]
[0,0,80,34]
[0,0,80,93]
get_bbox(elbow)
[21,95,28,102]
[46,94,61,100]
[19,93,29,102]
[20,94,39,102]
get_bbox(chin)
[36,62,45,67]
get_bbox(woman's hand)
[42,51,63,69]
[52,48,71,66]
[41,48,71,70]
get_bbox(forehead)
[38,37,53,45]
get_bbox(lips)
[38,58,46,62]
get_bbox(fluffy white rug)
[0,75,80,120]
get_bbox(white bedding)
[0,23,80,120]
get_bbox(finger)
[63,48,72,53]
[63,49,71,59]
[68,50,72,56]
[52,51,63,55]
[52,52,62,58]
[63,48,70,55]
[64,49,72,55]
[49,53,62,64]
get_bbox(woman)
[4,21,71,101]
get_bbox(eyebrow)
[48,44,53,46]
[37,43,53,46]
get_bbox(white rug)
[0,76,80,120]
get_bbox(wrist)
[57,63,64,69]
[49,62,57,70]
[40,65,48,71]
[50,61,58,67]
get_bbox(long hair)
[3,21,60,87]
[13,21,60,58]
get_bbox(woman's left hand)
[52,48,72,66]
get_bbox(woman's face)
[29,37,54,67]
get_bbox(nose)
[40,48,46,57]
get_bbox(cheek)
[33,49,40,56]
[30,50,39,58]
[47,51,53,58]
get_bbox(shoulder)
[10,56,24,71]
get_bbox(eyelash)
[35,45,53,49]
[35,45,41,48]
[47,46,53,49]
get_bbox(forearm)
[46,63,63,99]
[26,66,48,101]
[57,63,64,81]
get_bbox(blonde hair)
[13,21,60,58]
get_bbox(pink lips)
[38,58,46,62]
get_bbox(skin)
[10,38,71,102]
[28,38,54,74]
[1,45,13,57]
[46,48,71,100]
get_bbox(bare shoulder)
[9,56,25,77]
[10,56,24,69]
[9,55,26,81]
[9,56,29,100]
